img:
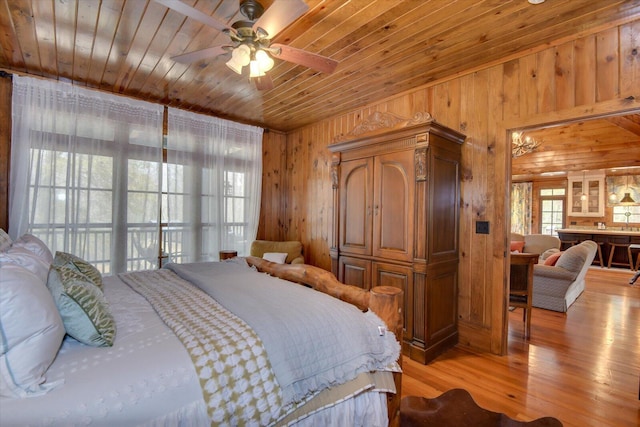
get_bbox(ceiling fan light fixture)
[255,49,274,72]
[226,44,251,74]
[249,59,265,78]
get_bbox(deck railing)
[30,222,247,274]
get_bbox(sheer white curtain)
[10,76,163,274]
[166,108,262,262]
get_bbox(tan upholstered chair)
[249,240,304,264]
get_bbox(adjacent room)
[0,1,638,426]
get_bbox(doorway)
[502,102,640,349]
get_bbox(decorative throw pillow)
[510,241,525,253]
[544,251,563,266]
[46,265,116,347]
[0,246,51,284]
[11,234,54,264]
[263,252,288,264]
[0,228,11,252]
[0,264,65,398]
[53,251,103,290]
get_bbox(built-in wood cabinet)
[329,113,465,364]
[567,171,605,217]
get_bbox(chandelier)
[511,131,541,158]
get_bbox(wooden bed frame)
[245,256,403,427]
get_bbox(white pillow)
[263,252,288,264]
[0,264,65,398]
[11,234,54,265]
[0,229,11,252]
[0,247,50,284]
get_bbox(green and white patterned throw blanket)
[119,269,284,426]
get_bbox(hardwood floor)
[401,267,640,427]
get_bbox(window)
[164,107,262,264]
[10,76,262,274]
[612,205,640,226]
[539,188,565,236]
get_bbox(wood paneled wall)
[259,20,640,355]
[258,130,287,241]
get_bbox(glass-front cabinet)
[567,170,605,216]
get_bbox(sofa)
[249,240,304,264]
[531,240,597,312]
[510,233,561,261]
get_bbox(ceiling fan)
[155,0,338,90]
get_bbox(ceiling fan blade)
[271,44,338,74]
[154,0,236,35]
[254,74,274,91]
[171,45,230,64]
[253,0,308,38]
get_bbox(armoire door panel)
[339,256,372,290]
[339,158,373,255]
[372,261,413,341]
[429,145,460,261]
[425,263,458,344]
[373,151,414,261]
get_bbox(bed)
[0,232,403,426]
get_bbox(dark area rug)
[400,389,563,426]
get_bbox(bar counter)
[557,228,640,269]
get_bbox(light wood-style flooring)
[401,267,640,427]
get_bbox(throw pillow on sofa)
[510,241,525,253]
[544,251,563,266]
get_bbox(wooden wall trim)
[501,96,640,130]
[0,73,11,231]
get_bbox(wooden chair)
[510,253,539,339]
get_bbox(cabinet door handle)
[374,205,379,215]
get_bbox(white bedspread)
[166,260,400,407]
[1,274,209,427]
[1,266,396,426]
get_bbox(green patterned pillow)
[46,265,115,347]
[53,251,103,290]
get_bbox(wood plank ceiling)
[1,0,640,178]
[511,114,640,179]
[2,0,640,135]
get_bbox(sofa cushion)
[523,234,561,255]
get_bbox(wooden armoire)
[328,112,465,364]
